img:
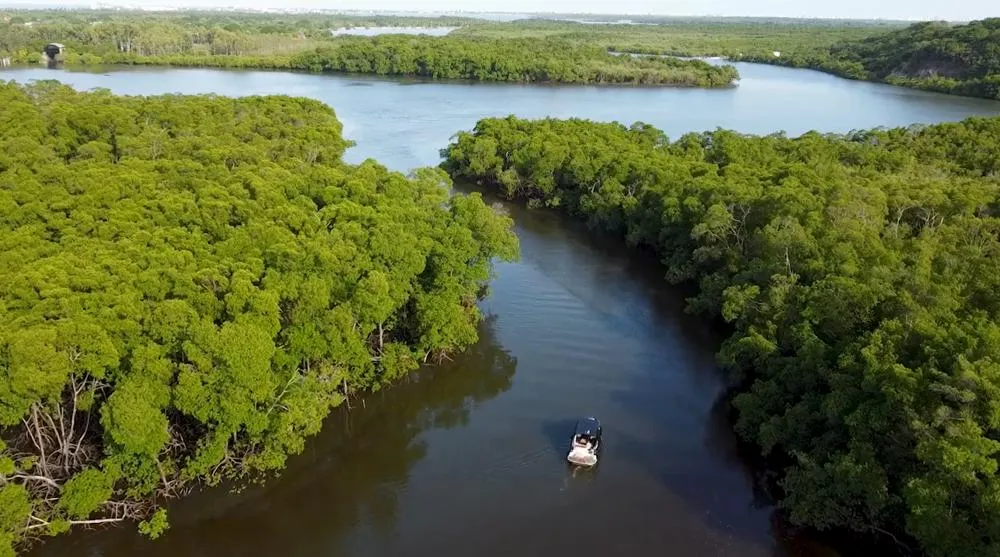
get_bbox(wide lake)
[4,62,998,557]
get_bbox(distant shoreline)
[0,6,940,24]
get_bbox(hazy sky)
[8,0,996,21]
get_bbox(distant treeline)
[442,115,1000,557]
[7,9,998,96]
[290,37,737,86]
[452,17,1000,100]
[451,18,900,58]
[736,19,1000,100]
[0,12,738,87]
[0,9,478,39]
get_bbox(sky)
[4,0,996,21]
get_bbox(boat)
[566,417,601,467]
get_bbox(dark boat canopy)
[574,417,602,437]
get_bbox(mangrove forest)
[0,12,738,87]
[0,80,518,556]
[442,114,1000,557]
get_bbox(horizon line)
[0,4,948,23]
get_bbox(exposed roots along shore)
[0,81,519,554]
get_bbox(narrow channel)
[7,62,997,557]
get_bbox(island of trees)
[442,115,1000,557]
[0,81,518,556]
[0,11,738,87]
[290,37,736,86]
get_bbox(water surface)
[4,63,996,557]
[3,63,997,170]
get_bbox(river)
[3,63,999,557]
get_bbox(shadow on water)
[460,181,719,352]
[460,182,842,557]
[28,315,517,557]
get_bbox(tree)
[442,114,1000,557]
[0,81,518,553]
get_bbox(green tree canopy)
[737,18,1000,100]
[0,80,517,555]
[443,114,1000,557]
[0,12,739,87]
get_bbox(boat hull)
[567,447,597,467]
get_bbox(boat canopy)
[574,417,601,438]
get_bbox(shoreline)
[607,49,1000,101]
[3,60,741,90]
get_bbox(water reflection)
[465,182,839,557]
[29,315,517,557]
[0,61,960,556]
[2,63,997,174]
[540,418,578,462]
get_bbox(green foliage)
[738,18,1000,100]
[0,12,739,87]
[138,508,168,540]
[59,469,114,520]
[0,9,476,59]
[0,328,70,426]
[0,81,517,552]
[7,9,995,96]
[0,457,14,477]
[0,484,29,557]
[442,115,1000,557]
[452,17,900,58]
[290,36,738,87]
[101,375,170,458]
[451,16,998,99]
[0,485,31,537]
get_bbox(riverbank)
[706,19,1000,101]
[441,115,1000,557]
[611,47,1000,101]
[4,35,739,87]
[731,52,1000,101]
[3,61,999,557]
[8,49,738,88]
[614,48,999,101]
[0,81,519,556]
[7,10,997,97]
[453,18,1000,101]
[25,54,739,88]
